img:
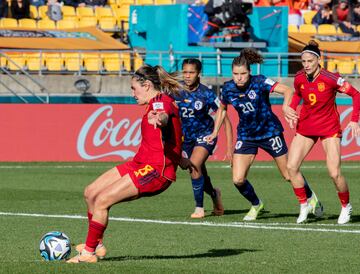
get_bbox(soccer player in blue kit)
[206,49,322,221]
[174,58,233,218]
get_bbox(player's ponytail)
[302,40,321,58]
[133,65,181,96]
[154,65,182,96]
[232,48,264,70]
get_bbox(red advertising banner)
[0,104,359,162]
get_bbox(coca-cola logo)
[77,105,142,160]
[340,107,360,159]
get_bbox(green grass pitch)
[1,161,360,273]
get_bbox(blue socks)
[192,176,204,207]
[235,179,260,206]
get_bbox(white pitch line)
[1,211,360,234]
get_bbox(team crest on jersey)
[248,90,257,100]
[317,82,325,92]
[152,102,164,110]
[300,84,304,90]
[194,100,203,110]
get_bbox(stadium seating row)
[325,60,360,75]
[288,23,360,34]
[0,52,143,73]
[0,17,127,30]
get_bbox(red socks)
[85,220,106,253]
[293,187,307,204]
[338,191,350,207]
[87,211,93,222]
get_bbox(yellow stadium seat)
[45,54,63,71]
[337,61,355,75]
[288,24,298,33]
[103,58,121,72]
[24,52,43,71]
[326,59,338,72]
[99,17,117,30]
[84,55,102,72]
[77,6,94,18]
[57,19,78,29]
[63,52,83,71]
[19,18,37,29]
[299,24,317,34]
[134,53,143,70]
[38,5,49,19]
[37,19,57,29]
[30,5,39,19]
[337,26,343,34]
[136,0,154,4]
[121,52,131,71]
[108,0,116,4]
[1,18,18,28]
[95,7,113,19]
[78,16,98,27]
[357,61,360,74]
[62,5,76,17]
[317,24,337,35]
[302,10,317,25]
[116,0,135,6]
[154,0,173,4]
[0,55,7,67]
[6,54,26,71]
[113,6,129,20]
[357,25,360,32]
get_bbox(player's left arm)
[272,82,299,128]
[223,114,233,165]
[336,78,360,137]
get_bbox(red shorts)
[298,130,342,142]
[116,161,172,197]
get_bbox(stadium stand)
[299,24,317,34]
[37,18,56,29]
[337,60,355,75]
[288,24,298,33]
[77,6,94,18]
[302,10,317,25]
[317,24,337,35]
[0,18,18,27]
[18,18,37,28]
[78,16,98,27]
[38,5,49,19]
[62,5,76,18]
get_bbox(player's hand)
[346,121,360,138]
[223,148,233,167]
[283,106,298,129]
[179,158,197,173]
[148,110,166,129]
[205,132,217,144]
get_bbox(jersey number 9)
[308,93,317,106]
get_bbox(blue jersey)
[221,75,283,141]
[173,83,220,143]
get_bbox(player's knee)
[233,176,246,186]
[286,162,298,176]
[328,170,341,181]
[93,194,110,210]
[84,185,95,203]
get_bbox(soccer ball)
[39,231,71,261]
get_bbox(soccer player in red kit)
[67,65,192,263]
[285,40,360,224]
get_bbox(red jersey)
[133,93,182,181]
[291,68,360,136]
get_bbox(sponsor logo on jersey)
[194,100,203,110]
[264,78,276,86]
[184,99,192,103]
[152,102,164,110]
[134,164,155,177]
[239,94,246,97]
[248,90,257,100]
[317,82,325,92]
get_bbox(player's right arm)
[206,102,227,143]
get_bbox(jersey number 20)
[239,102,255,113]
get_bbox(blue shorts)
[182,136,217,159]
[234,134,288,158]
